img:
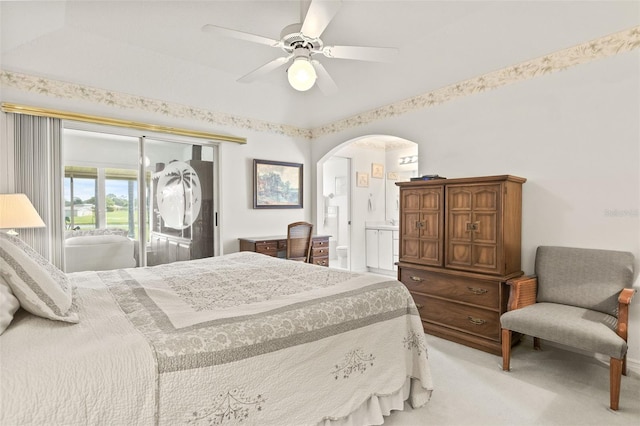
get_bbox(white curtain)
[8,113,65,268]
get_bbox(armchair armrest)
[617,288,636,340]
[505,275,538,311]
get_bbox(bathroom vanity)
[365,222,399,276]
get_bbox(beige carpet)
[384,334,640,426]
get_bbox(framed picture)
[371,163,384,178]
[253,159,303,209]
[387,171,398,180]
[356,172,369,188]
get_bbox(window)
[64,168,98,230]
[64,167,148,238]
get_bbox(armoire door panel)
[449,212,472,241]
[472,187,499,210]
[402,212,421,239]
[420,240,441,265]
[449,189,472,210]
[421,212,441,239]
[403,192,422,211]
[473,245,498,270]
[449,243,472,266]
[420,190,442,210]
[402,239,420,260]
[473,212,497,243]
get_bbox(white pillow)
[0,233,78,323]
[0,276,20,334]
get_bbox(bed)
[0,232,433,425]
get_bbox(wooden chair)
[500,246,635,410]
[286,221,313,263]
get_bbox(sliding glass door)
[144,139,215,266]
[63,129,216,271]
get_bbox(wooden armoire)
[396,175,526,355]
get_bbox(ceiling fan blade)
[322,45,398,62]
[312,60,338,96]
[301,0,342,39]
[202,24,280,47]
[238,55,292,83]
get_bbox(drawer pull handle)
[415,304,424,310]
[467,287,488,295]
[410,276,424,282]
[467,316,486,326]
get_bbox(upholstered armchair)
[500,246,635,410]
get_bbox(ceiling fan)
[201,0,397,94]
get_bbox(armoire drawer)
[410,292,500,341]
[400,267,501,309]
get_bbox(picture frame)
[371,163,384,178]
[387,172,398,180]
[253,159,303,209]
[356,172,369,188]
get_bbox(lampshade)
[0,194,46,230]
[287,49,317,92]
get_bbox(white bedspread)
[1,252,433,425]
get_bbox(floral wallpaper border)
[312,25,640,138]
[1,26,638,140]
[0,70,312,139]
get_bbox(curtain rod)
[1,102,247,144]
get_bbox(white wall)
[217,129,311,254]
[311,51,640,364]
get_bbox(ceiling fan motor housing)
[280,23,323,54]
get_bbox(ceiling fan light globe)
[287,58,317,91]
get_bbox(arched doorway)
[316,135,418,272]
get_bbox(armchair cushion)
[535,246,634,316]
[501,302,626,359]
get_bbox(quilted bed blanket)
[1,252,433,425]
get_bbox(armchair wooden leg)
[501,329,511,371]
[533,337,541,350]
[610,357,623,411]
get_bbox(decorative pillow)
[0,232,78,323]
[0,276,20,334]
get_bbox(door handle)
[465,222,480,231]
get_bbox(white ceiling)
[1,1,638,130]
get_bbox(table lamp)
[0,193,46,235]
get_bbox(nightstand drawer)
[400,267,500,309]
[311,257,329,267]
[410,293,500,341]
[312,246,329,258]
[313,238,329,248]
